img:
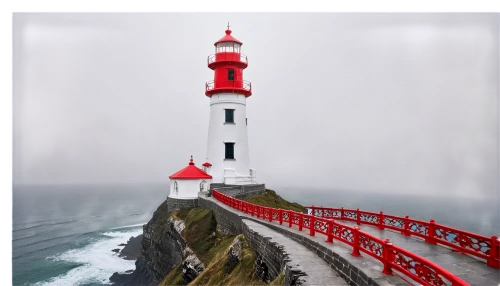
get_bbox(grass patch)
[189,235,268,286]
[183,208,219,264]
[158,263,184,286]
[175,208,192,221]
[269,271,285,286]
[243,189,306,213]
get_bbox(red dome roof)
[214,29,243,45]
[202,162,212,167]
[169,156,212,180]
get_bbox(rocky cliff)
[111,189,304,286]
[111,199,186,285]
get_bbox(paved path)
[340,221,500,286]
[243,219,349,286]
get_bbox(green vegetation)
[189,235,268,286]
[160,264,184,286]
[243,189,306,213]
[159,189,300,285]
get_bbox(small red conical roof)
[214,29,243,46]
[202,162,212,167]
[169,156,213,180]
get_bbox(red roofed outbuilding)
[169,156,212,199]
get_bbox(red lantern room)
[205,24,252,97]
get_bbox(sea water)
[12,184,499,285]
[13,184,167,286]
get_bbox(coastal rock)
[224,236,242,274]
[118,235,143,260]
[110,199,184,285]
[112,249,120,253]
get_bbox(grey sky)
[13,13,499,198]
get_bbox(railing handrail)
[211,190,470,285]
[304,206,499,268]
[205,80,252,92]
[206,79,252,84]
[207,53,248,65]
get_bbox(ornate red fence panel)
[389,244,468,286]
[434,224,491,260]
[210,190,471,285]
[305,206,499,269]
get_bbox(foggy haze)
[13,13,499,199]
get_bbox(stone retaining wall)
[166,197,198,213]
[209,184,266,199]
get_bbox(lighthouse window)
[228,69,235,81]
[225,109,234,123]
[225,143,235,159]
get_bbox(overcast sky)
[13,13,499,198]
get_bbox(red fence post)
[487,236,500,268]
[288,211,292,228]
[299,213,303,231]
[269,208,272,222]
[279,209,283,225]
[326,220,334,243]
[309,215,315,236]
[351,227,361,257]
[402,215,410,236]
[341,207,345,220]
[356,208,361,225]
[382,238,393,275]
[256,206,260,219]
[377,211,385,230]
[311,205,315,217]
[426,219,436,245]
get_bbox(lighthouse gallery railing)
[207,53,248,65]
[212,190,469,286]
[205,80,252,92]
[305,206,500,269]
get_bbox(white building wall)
[206,93,254,184]
[168,178,212,199]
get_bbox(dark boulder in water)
[118,235,143,260]
[112,249,120,253]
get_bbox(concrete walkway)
[243,219,349,286]
[340,221,500,286]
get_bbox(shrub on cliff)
[243,189,306,213]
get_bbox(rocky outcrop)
[111,199,205,286]
[224,236,242,274]
[110,199,183,285]
[119,235,143,260]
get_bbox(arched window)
[200,180,206,192]
[174,181,178,195]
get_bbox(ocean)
[12,184,167,286]
[12,184,499,285]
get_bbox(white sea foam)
[110,222,147,230]
[36,228,142,285]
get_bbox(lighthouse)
[204,26,256,185]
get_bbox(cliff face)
[112,189,304,285]
[111,199,186,285]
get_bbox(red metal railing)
[205,80,252,93]
[305,206,500,269]
[212,190,469,286]
[207,53,248,65]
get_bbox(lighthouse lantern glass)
[216,42,241,53]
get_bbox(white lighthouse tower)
[204,26,256,185]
